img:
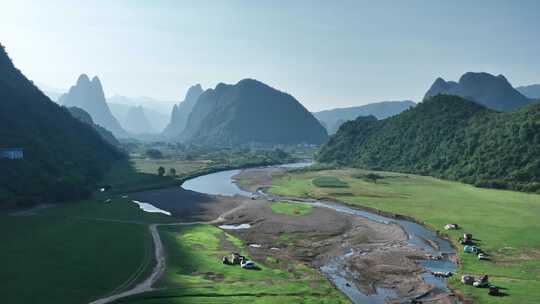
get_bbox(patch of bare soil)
[218,198,439,300]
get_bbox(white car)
[241,260,256,269]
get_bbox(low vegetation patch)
[271,201,313,216]
[312,176,349,188]
[121,224,348,303]
[352,172,385,183]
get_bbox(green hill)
[66,106,121,147]
[0,44,123,207]
[317,95,540,192]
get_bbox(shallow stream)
[179,163,458,303]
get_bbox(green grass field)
[271,201,313,216]
[268,168,540,304]
[119,224,348,304]
[133,158,210,177]
[0,199,172,304]
[101,160,179,194]
[0,158,193,304]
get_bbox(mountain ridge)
[313,100,416,134]
[424,72,531,111]
[59,74,130,138]
[178,79,327,146]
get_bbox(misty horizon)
[1,0,539,111]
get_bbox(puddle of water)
[218,223,251,230]
[182,169,252,197]
[132,200,171,216]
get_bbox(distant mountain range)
[424,72,532,111]
[313,100,416,134]
[162,84,204,138]
[107,95,174,133]
[516,84,540,99]
[0,43,122,207]
[59,75,130,138]
[108,102,166,134]
[178,79,327,146]
[318,94,540,192]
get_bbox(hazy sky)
[1,0,539,111]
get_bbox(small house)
[0,148,23,160]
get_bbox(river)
[181,163,458,303]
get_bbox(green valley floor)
[265,168,540,304]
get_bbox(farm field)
[268,168,540,303]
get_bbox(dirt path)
[89,224,163,304]
[87,201,247,304]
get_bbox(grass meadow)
[268,168,540,303]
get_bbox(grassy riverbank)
[119,224,348,304]
[266,168,540,303]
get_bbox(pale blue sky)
[1,0,539,111]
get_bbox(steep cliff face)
[161,84,203,138]
[59,74,129,138]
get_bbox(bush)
[312,176,349,188]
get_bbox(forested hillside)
[66,106,120,147]
[0,44,123,207]
[317,95,540,192]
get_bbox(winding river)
[182,163,458,304]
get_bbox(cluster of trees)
[0,44,123,207]
[317,95,540,192]
[157,166,176,177]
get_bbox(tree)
[146,149,163,159]
[157,166,165,176]
[169,168,177,176]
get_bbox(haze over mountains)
[424,72,532,111]
[517,84,540,99]
[0,44,122,207]
[177,79,327,146]
[162,84,204,138]
[108,95,173,133]
[314,100,416,134]
[59,75,130,138]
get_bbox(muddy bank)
[129,187,244,221]
[219,199,436,301]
